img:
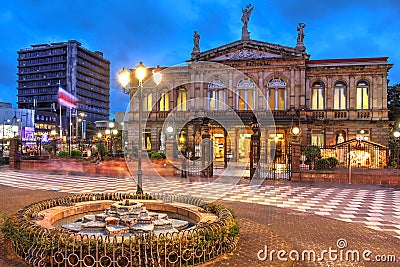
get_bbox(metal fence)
[300,140,389,170]
[3,193,238,267]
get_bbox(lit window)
[311,81,325,110]
[356,81,369,109]
[311,130,324,147]
[333,81,347,110]
[267,78,286,110]
[159,92,169,111]
[208,79,226,110]
[177,87,187,111]
[237,78,255,110]
[143,93,152,111]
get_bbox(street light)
[118,62,162,195]
[51,129,57,155]
[78,112,87,141]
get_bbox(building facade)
[0,103,35,150]
[17,40,110,137]
[125,19,392,170]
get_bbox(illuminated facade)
[125,20,392,168]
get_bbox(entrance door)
[238,133,251,163]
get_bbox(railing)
[300,145,388,170]
[3,193,238,267]
[334,111,348,119]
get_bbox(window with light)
[333,81,347,110]
[208,79,226,110]
[143,93,152,111]
[267,78,286,110]
[159,92,169,111]
[237,78,255,110]
[176,87,187,111]
[311,81,325,110]
[356,81,369,109]
[311,130,325,147]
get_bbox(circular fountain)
[3,193,239,267]
[62,199,189,236]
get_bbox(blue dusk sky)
[1,0,400,117]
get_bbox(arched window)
[356,80,369,109]
[143,92,152,111]
[159,92,169,111]
[333,81,347,110]
[311,81,325,110]
[208,79,226,110]
[267,78,286,110]
[176,87,187,111]
[237,78,255,110]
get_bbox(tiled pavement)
[1,168,399,240]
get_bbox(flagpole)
[59,104,62,144]
[69,108,72,155]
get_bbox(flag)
[58,86,77,109]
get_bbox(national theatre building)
[124,6,392,175]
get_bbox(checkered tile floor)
[1,169,399,239]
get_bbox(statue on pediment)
[191,31,200,59]
[297,22,306,43]
[193,31,200,51]
[296,22,306,52]
[241,4,254,40]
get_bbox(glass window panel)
[278,89,285,110]
[218,90,225,110]
[209,90,216,110]
[363,88,369,109]
[177,90,187,111]
[247,90,254,110]
[239,90,245,110]
[160,93,169,111]
[269,89,275,110]
[311,134,324,147]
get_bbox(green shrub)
[314,157,338,170]
[301,145,321,165]
[148,151,166,159]
[58,150,70,158]
[71,149,83,159]
[96,142,106,156]
[326,157,339,168]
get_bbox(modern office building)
[17,40,110,137]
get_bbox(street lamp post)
[51,129,57,155]
[118,62,162,195]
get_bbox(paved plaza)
[1,168,400,240]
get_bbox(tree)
[388,83,400,121]
[85,121,98,141]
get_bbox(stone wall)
[292,169,400,186]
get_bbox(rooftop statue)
[297,22,306,43]
[191,31,201,59]
[193,31,200,51]
[241,4,254,40]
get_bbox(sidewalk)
[1,182,399,266]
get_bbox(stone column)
[201,119,213,178]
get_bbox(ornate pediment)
[190,40,309,62]
[212,48,282,61]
